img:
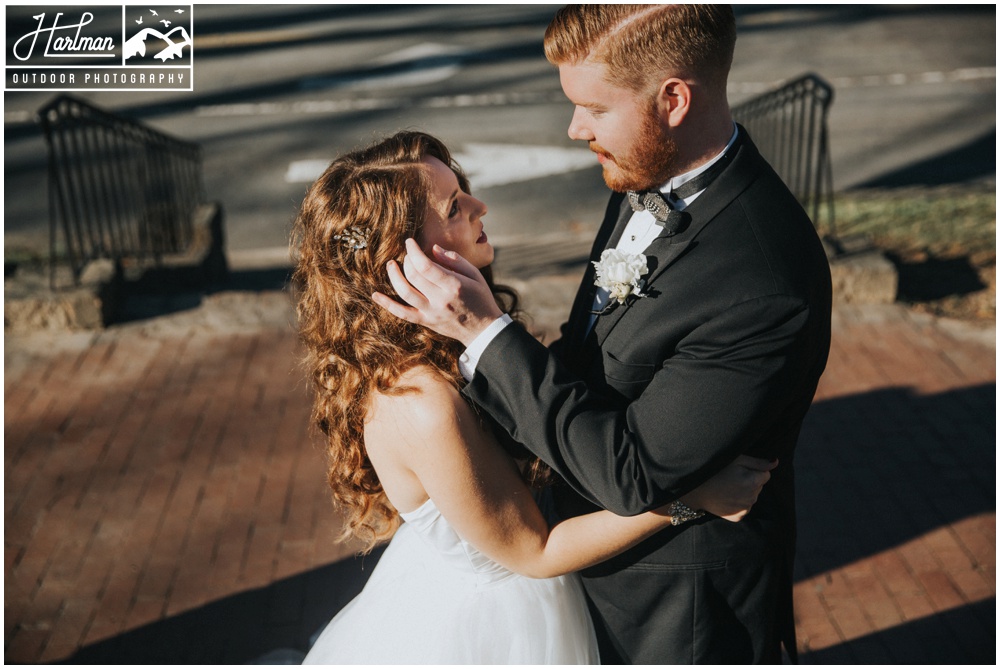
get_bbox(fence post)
[38,94,208,287]
[732,73,835,235]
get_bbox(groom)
[375,5,831,664]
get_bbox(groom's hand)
[372,239,503,347]
[681,455,777,522]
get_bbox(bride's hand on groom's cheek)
[680,455,778,523]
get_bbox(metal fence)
[38,94,206,285]
[732,73,835,233]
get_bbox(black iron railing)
[38,94,205,285]
[732,73,835,233]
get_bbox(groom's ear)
[656,77,692,128]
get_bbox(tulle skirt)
[303,521,599,664]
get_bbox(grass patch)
[820,183,995,321]
[821,183,995,261]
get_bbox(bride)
[292,131,774,664]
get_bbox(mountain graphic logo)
[124,6,191,64]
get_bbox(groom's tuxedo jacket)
[464,129,832,664]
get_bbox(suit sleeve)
[462,293,814,516]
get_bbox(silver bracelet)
[667,499,705,526]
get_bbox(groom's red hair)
[544,4,736,96]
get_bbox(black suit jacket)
[464,130,832,663]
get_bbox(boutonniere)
[592,248,648,308]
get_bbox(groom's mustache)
[589,142,614,162]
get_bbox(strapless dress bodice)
[400,498,516,586]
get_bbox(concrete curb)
[4,202,228,333]
[825,234,899,305]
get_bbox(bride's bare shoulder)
[367,365,466,439]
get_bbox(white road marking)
[455,143,596,189]
[195,67,995,119]
[285,143,596,188]
[826,66,995,89]
[285,159,333,183]
[372,42,472,65]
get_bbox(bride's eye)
[449,199,460,218]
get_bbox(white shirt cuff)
[458,313,513,381]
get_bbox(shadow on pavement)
[887,253,989,303]
[795,383,994,581]
[801,598,995,664]
[856,130,996,189]
[113,267,293,325]
[64,546,386,665]
[62,381,994,664]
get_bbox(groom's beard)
[593,109,679,193]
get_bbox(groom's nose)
[567,108,595,142]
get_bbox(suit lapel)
[590,128,764,346]
[564,193,632,350]
[603,195,638,251]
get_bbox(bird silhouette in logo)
[161,20,171,27]
[136,15,143,24]
[150,9,158,16]
[175,9,185,13]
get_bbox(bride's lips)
[477,230,488,243]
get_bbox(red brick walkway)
[792,306,995,663]
[4,294,995,663]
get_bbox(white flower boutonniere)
[593,248,649,305]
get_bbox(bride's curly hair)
[292,131,544,553]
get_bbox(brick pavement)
[4,276,995,664]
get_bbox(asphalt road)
[4,4,995,256]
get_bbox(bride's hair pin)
[333,226,372,252]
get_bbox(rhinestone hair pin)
[332,226,371,251]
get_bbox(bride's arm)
[368,369,767,579]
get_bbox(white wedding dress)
[303,497,599,664]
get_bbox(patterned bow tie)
[627,190,689,236]
[627,130,742,236]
